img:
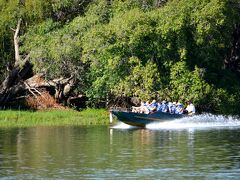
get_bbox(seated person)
[168,102,173,114]
[185,101,196,115]
[175,102,184,114]
[157,101,162,111]
[161,100,168,113]
[169,102,177,114]
[132,101,145,113]
[141,101,150,114]
[149,100,158,113]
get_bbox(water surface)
[0,114,240,179]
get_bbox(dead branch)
[13,19,22,67]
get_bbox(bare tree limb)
[14,19,22,67]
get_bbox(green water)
[0,125,240,179]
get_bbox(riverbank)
[0,109,109,128]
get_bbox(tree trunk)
[0,19,33,105]
[224,24,240,73]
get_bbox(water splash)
[111,122,139,129]
[146,113,240,130]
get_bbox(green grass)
[0,109,110,128]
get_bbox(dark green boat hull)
[111,110,185,128]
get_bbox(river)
[0,113,240,179]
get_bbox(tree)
[1,0,240,114]
[0,0,92,107]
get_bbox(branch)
[22,54,30,64]
[14,18,22,67]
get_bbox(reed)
[0,109,109,128]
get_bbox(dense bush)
[1,0,240,115]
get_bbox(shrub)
[26,91,64,110]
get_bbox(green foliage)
[0,0,18,80]
[0,0,91,80]
[1,0,240,115]
[169,61,212,103]
[21,19,82,78]
[207,88,240,115]
[81,8,161,102]
[114,57,161,100]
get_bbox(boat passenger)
[132,101,145,113]
[132,106,137,113]
[168,102,175,114]
[172,102,177,114]
[161,100,168,112]
[157,101,162,111]
[139,101,147,113]
[175,102,184,114]
[141,101,150,114]
[132,106,138,113]
[185,101,196,115]
[149,100,158,113]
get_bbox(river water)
[0,114,240,179]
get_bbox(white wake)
[146,113,240,130]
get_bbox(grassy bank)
[0,109,109,128]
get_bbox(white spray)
[146,113,240,130]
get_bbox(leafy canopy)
[5,0,240,114]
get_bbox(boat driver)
[185,101,196,115]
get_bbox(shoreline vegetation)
[0,0,240,116]
[0,109,109,128]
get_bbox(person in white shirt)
[185,101,196,115]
